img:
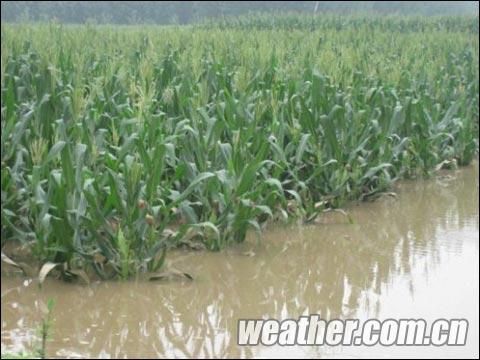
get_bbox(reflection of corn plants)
[1,16,478,279]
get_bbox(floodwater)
[1,163,479,358]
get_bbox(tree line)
[1,1,478,25]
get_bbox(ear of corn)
[1,15,478,279]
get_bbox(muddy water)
[1,163,479,358]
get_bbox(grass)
[0,299,55,359]
[1,15,478,280]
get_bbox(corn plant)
[1,15,478,279]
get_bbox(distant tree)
[1,1,478,24]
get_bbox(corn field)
[1,15,478,280]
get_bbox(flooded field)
[1,162,478,358]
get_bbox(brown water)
[1,163,479,358]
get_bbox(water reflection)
[1,162,478,358]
